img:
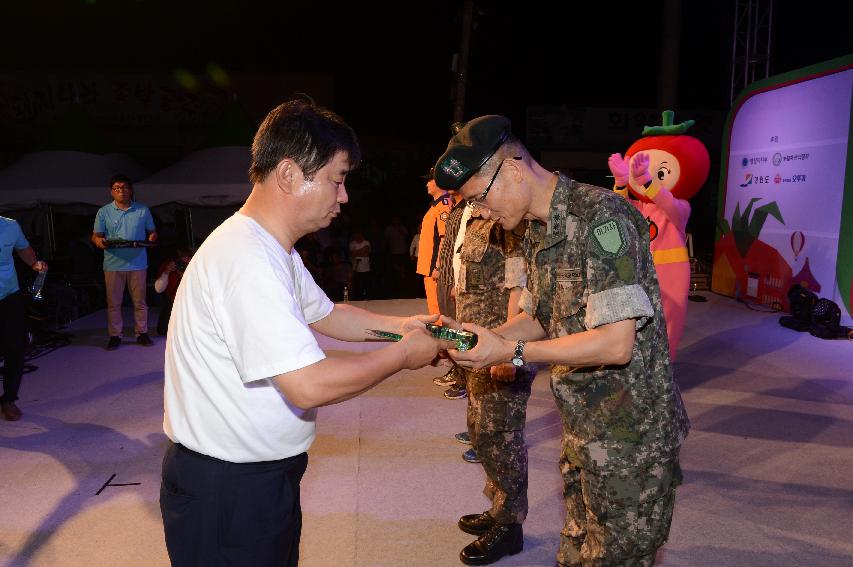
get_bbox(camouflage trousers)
[552,390,683,566]
[465,365,535,525]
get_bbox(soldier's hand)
[446,322,514,370]
[398,327,442,370]
[400,313,439,334]
[437,314,462,329]
[94,236,108,249]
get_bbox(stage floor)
[1,293,852,566]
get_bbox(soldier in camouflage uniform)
[434,190,469,397]
[454,212,535,565]
[434,115,690,567]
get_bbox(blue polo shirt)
[1,216,29,301]
[93,201,156,272]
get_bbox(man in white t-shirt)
[160,99,444,567]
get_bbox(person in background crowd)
[1,215,47,421]
[323,247,352,301]
[384,215,410,295]
[297,245,322,282]
[91,174,157,350]
[349,229,371,300]
[153,247,193,337]
[366,217,388,298]
[409,228,420,262]
[409,226,421,296]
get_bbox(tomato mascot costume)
[608,111,710,360]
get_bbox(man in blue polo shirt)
[92,174,157,350]
[1,216,47,421]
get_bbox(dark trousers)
[160,442,308,567]
[157,297,174,336]
[0,292,27,404]
[352,271,370,300]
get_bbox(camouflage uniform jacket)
[520,173,690,472]
[437,199,467,317]
[458,215,533,398]
[456,215,527,328]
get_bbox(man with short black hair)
[439,115,689,567]
[92,174,157,349]
[160,99,444,567]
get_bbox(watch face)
[512,358,523,367]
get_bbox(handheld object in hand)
[366,329,403,341]
[29,266,48,301]
[366,324,478,351]
[424,323,478,351]
[105,239,156,248]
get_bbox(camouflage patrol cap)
[434,115,511,190]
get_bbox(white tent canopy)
[135,146,251,207]
[0,151,149,211]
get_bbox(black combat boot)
[458,512,497,535]
[459,522,523,565]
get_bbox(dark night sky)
[5,1,849,146]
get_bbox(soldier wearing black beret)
[440,116,689,567]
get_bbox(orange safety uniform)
[417,193,453,314]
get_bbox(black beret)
[419,166,435,180]
[434,115,511,190]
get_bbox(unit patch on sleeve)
[591,218,628,257]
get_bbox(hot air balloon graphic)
[791,231,805,261]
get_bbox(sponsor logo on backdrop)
[746,156,768,166]
[739,173,771,188]
[773,153,782,166]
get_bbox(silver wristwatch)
[511,340,526,367]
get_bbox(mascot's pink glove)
[630,152,653,187]
[608,153,630,187]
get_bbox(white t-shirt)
[349,239,371,272]
[163,213,334,463]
